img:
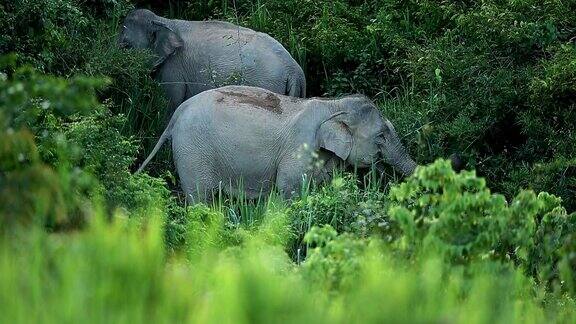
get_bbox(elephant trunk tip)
[401,159,417,176]
[449,153,464,172]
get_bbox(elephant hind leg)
[180,166,223,205]
[175,154,219,205]
[182,182,217,205]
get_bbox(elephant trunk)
[378,124,417,176]
[449,153,464,172]
[386,142,417,176]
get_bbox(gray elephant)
[118,9,306,114]
[137,86,416,203]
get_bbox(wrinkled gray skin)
[137,86,417,203]
[118,9,306,114]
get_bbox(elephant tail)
[287,67,306,98]
[135,110,179,174]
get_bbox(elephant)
[117,9,306,115]
[136,86,417,203]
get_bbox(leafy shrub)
[302,225,368,291]
[559,233,576,295]
[0,0,89,72]
[0,0,169,166]
[62,105,173,214]
[185,202,294,260]
[288,174,389,250]
[0,56,181,245]
[388,159,576,289]
[0,57,105,230]
[58,88,186,249]
[6,211,572,323]
[185,204,241,260]
[0,0,133,73]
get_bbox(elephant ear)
[317,117,353,161]
[151,20,183,70]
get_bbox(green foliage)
[62,106,171,215]
[0,58,105,230]
[389,159,576,290]
[0,213,166,323]
[289,174,389,239]
[1,0,169,168]
[0,0,89,72]
[0,57,180,248]
[185,204,241,259]
[0,0,179,241]
[559,232,576,296]
[3,213,576,323]
[302,225,368,291]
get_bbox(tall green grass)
[2,207,575,323]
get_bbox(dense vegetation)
[1,0,576,322]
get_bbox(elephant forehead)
[216,90,282,114]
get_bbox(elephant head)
[316,95,417,176]
[117,9,183,69]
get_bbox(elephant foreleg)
[275,153,313,199]
[276,149,341,199]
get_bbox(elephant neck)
[307,100,342,123]
[286,101,337,138]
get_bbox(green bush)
[302,225,368,291]
[3,210,576,323]
[0,57,180,243]
[288,174,389,251]
[559,232,576,295]
[388,159,576,290]
[0,57,105,230]
[0,0,169,164]
[185,204,242,260]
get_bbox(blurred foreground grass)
[2,207,575,323]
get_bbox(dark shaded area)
[481,112,528,157]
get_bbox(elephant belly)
[211,110,281,198]
[214,145,278,200]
